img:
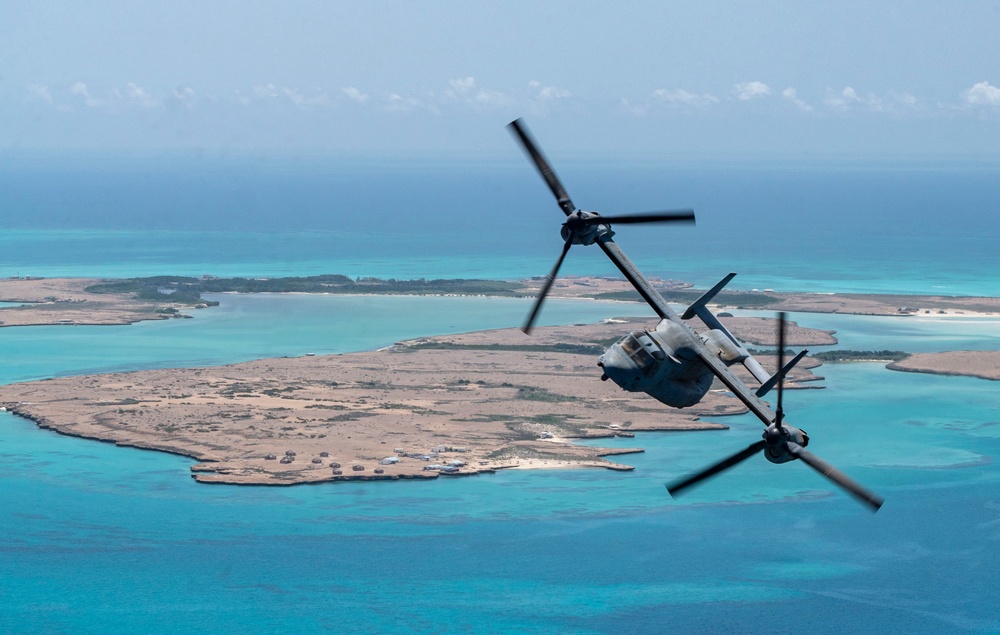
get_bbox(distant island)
[812,350,909,362]
[83,274,530,303]
[4,274,1000,329]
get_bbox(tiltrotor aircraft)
[508,118,883,512]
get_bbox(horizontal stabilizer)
[755,349,809,398]
[681,272,736,321]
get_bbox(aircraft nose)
[598,347,643,390]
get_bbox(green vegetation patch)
[90,397,144,406]
[325,411,378,422]
[515,386,579,403]
[85,275,524,304]
[594,288,781,308]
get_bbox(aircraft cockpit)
[618,331,666,376]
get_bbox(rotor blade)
[786,441,884,512]
[667,440,767,498]
[775,312,786,425]
[507,119,576,216]
[522,236,573,334]
[755,349,808,398]
[577,210,696,225]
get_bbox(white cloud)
[234,89,252,105]
[618,98,647,117]
[438,77,513,110]
[283,88,306,104]
[474,89,508,105]
[651,88,719,106]
[27,83,73,112]
[528,80,571,101]
[282,87,329,107]
[253,83,280,99]
[734,81,771,101]
[824,86,881,111]
[27,83,54,105]
[342,86,369,103]
[247,83,328,106]
[520,81,570,116]
[172,86,197,108]
[823,87,921,114]
[781,87,812,112]
[442,77,478,102]
[383,93,422,112]
[124,83,158,108]
[964,81,1000,106]
[70,81,104,107]
[896,91,918,108]
[449,77,476,95]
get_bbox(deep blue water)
[2,159,1000,633]
[1,156,998,294]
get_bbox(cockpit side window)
[620,333,643,356]
[621,332,657,376]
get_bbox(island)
[888,351,1000,381]
[0,316,829,485]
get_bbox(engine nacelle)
[598,320,714,408]
[763,424,809,464]
[561,211,614,246]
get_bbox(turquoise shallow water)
[2,158,999,295]
[3,160,1000,632]
[0,295,648,383]
[2,227,998,297]
[3,294,1000,633]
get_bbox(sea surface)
[2,158,1000,633]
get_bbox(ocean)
[1,157,1000,633]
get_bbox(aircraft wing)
[597,237,778,427]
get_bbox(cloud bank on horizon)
[24,76,1000,119]
[3,1,999,159]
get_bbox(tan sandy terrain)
[527,276,1000,316]
[0,317,825,485]
[888,351,1000,381]
[0,277,206,327]
[767,291,1000,316]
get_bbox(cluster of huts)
[262,445,470,476]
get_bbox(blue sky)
[3,1,999,159]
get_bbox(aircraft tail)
[682,273,805,392]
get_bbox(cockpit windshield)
[620,332,660,376]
